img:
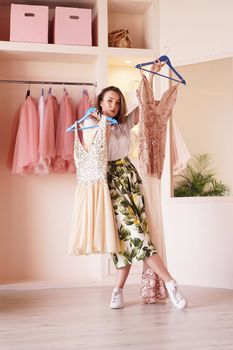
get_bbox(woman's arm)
[126,106,140,126]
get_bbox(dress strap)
[74,121,81,148]
[101,115,106,147]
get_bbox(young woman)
[91,62,188,310]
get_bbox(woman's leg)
[146,254,187,309]
[111,265,131,309]
[115,265,131,289]
[145,254,172,283]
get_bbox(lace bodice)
[74,116,107,183]
[137,75,178,179]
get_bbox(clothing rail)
[0,79,97,87]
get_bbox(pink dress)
[35,92,47,174]
[39,93,59,172]
[76,88,95,145]
[137,74,178,179]
[12,96,39,175]
[54,91,75,173]
[8,107,21,170]
[76,88,94,120]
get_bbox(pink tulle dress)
[12,96,39,175]
[54,90,76,173]
[76,88,95,145]
[38,91,59,173]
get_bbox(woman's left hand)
[90,109,101,121]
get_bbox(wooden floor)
[0,284,233,350]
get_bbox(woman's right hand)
[149,59,166,87]
[150,59,165,73]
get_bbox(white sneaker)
[165,280,188,310]
[110,288,124,309]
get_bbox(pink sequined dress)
[137,74,178,303]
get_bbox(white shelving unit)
[0,0,159,83]
[0,41,100,63]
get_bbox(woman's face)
[100,90,121,118]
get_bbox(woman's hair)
[94,86,127,124]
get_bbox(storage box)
[54,7,92,46]
[10,4,48,43]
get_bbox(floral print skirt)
[107,157,158,269]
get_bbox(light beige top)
[107,108,137,161]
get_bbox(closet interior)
[0,0,160,286]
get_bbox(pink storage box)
[54,7,92,46]
[10,4,48,43]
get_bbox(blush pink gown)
[54,90,76,173]
[76,88,95,145]
[39,92,59,173]
[12,96,39,175]
[137,76,178,303]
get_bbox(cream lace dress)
[68,116,120,255]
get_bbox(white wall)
[157,0,233,290]
[161,112,233,291]
[163,197,233,289]
[159,0,233,66]
[172,58,233,192]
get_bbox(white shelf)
[108,0,153,15]
[0,41,100,63]
[0,41,157,65]
[107,47,156,66]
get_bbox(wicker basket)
[108,29,132,48]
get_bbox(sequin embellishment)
[74,116,107,184]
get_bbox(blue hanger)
[135,55,186,85]
[66,107,118,132]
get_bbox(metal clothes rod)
[0,79,97,87]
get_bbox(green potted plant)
[174,153,230,197]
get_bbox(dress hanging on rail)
[35,89,47,173]
[76,87,95,146]
[54,90,76,173]
[11,96,39,175]
[137,74,178,303]
[8,85,98,175]
[68,116,120,255]
[76,87,94,120]
[8,107,21,170]
[38,91,59,173]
